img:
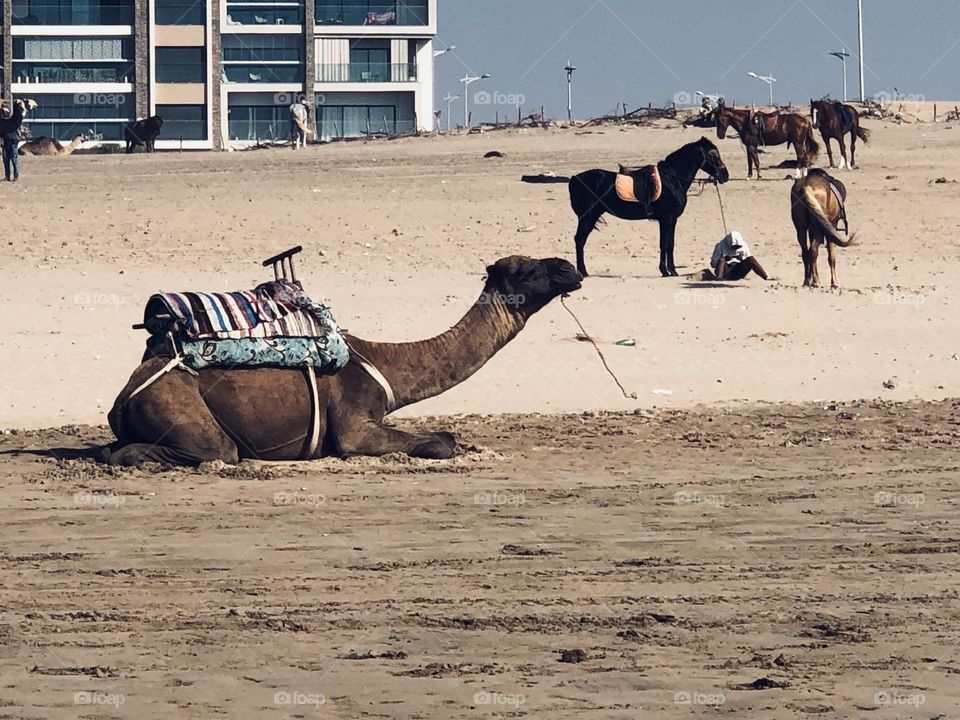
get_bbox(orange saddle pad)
[615,165,662,203]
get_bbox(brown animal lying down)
[100,256,583,467]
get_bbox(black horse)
[569,137,729,277]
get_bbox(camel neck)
[349,291,527,411]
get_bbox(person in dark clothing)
[0,100,33,182]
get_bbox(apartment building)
[1,0,436,149]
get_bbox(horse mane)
[663,138,708,165]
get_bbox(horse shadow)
[0,445,104,462]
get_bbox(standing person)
[288,94,311,150]
[708,230,771,281]
[0,103,24,182]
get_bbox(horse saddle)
[834,102,854,127]
[753,112,779,135]
[615,164,662,204]
[811,168,850,232]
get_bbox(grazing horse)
[715,100,819,179]
[124,115,163,153]
[569,137,729,277]
[790,169,856,288]
[810,99,870,169]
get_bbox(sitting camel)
[19,133,86,156]
[101,256,583,466]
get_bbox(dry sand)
[2,118,960,718]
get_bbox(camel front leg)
[339,421,457,460]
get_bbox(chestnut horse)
[715,100,819,179]
[810,99,870,169]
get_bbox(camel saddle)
[615,164,662,204]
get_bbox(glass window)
[155,104,206,140]
[315,1,426,26]
[155,47,205,83]
[155,0,205,25]
[23,92,134,120]
[222,34,302,62]
[225,5,301,25]
[13,0,135,25]
[227,104,287,141]
[15,37,131,60]
[318,104,403,139]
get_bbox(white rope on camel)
[560,296,637,400]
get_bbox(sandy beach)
[2,117,960,718]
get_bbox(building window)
[155,104,207,140]
[225,3,302,26]
[155,47,205,83]
[315,0,427,26]
[222,35,303,83]
[13,36,134,83]
[318,104,412,139]
[18,92,133,141]
[155,0,206,25]
[227,105,288,141]
[12,0,135,26]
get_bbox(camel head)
[15,98,38,113]
[483,255,582,317]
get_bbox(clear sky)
[434,0,960,123]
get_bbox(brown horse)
[790,169,856,288]
[810,99,870,169]
[715,100,819,179]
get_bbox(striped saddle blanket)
[144,280,335,340]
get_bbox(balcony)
[14,62,134,83]
[225,5,303,26]
[222,63,303,83]
[315,1,427,26]
[13,2,135,25]
[316,62,416,83]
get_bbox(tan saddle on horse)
[753,111,779,136]
[615,164,662,204]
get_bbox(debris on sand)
[734,677,790,690]
[484,150,506,158]
[341,649,408,661]
[517,225,537,233]
[501,544,557,556]
[558,649,588,664]
[882,378,897,389]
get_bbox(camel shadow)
[0,446,104,462]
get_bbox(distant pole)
[829,49,851,101]
[564,61,576,121]
[443,93,458,133]
[857,0,865,101]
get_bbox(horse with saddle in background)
[568,137,729,277]
[810,99,870,169]
[714,99,819,179]
[791,168,856,288]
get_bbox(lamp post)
[747,71,777,107]
[443,93,459,133]
[829,49,851,101]
[461,73,490,128]
[433,45,456,58]
[857,0,865,101]
[564,61,576,121]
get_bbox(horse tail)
[800,184,856,247]
[855,123,870,143]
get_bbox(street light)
[747,71,777,107]
[433,45,456,58]
[829,49,851,102]
[443,93,459,133]
[857,0,865,101]
[461,73,490,128]
[564,61,576,121]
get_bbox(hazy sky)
[434,0,960,122]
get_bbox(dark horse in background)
[810,99,870,169]
[715,100,819,179]
[568,137,729,277]
[124,115,163,153]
